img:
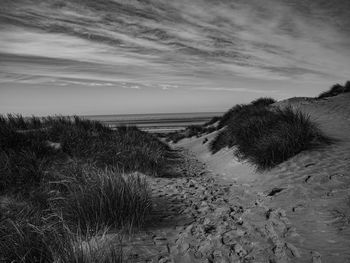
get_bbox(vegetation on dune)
[0,115,171,191]
[217,104,247,130]
[203,116,221,126]
[209,128,234,153]
[166,124,216,143]
[166,115,221,143]
[54,162,151,233]
[0,202,67,263]
[0,115,171,262]
[217,97,276,129]
[317,81,350,99]
[165,98,277,144]
[210,101,331,170]
[166,93,331,170]
[250,97,277,107]
[1,82,341,261]
[0,202,123,262]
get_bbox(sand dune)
[4,94,348,262]
[258,93,350,262]
[176,93,350,262]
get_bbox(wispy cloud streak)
[0,0,349,114]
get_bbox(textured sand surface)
[121,93,350,262]
[177,93,350,262]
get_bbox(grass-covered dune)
[210,98,332,170]
[0,115,173,262]
[317,81,350,99]
[164,81,343,170]
[166,94,333,170]
[165,97,277,144]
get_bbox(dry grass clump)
[251,97,276,107]
[210,101,331,170]
[0,115,172,192]
[209,128,234,153]
[52,162,151,233]
[0,198,70,263]
[0,200,123,262]
[317,81,350,99]
[217,97,276,129]
[166,99,275,144]
[0,115,169,262]
[203,116,221,126]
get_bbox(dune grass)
[0,115,172,191]
[0,114,171,262]
[0,202,123,262]
[203,116,221,126]
[165,98,277,144]
[210,101,331,170]
[317,81,350,99]
[209,128,234,153]
[251,97,276,107]
[51,162,151,233]
[217,97,276,129]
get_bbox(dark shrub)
[51,162,151,233]
[210,104,331,169]
[209,128,235,153]
[0,150,50,191]
[204,116,221,126]
[345,81,350,92]
[0,115,166,262]
[218,98,276,129]
[0,200,69,263]
[318,81,350,99]
[0,116,173,192]
[233,107,331,169]
[251,97,276,107]
[186,125,205,137]
[217,97,276,129]
[0,199,123,262]
[205,126,216,134]
[217,104,245,129]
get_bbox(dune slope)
[177,93,350,262]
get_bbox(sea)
[82,112,222,133]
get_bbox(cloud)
[1,0,349,83]
[120,83,141,89]
[56,80,115,87]
[194,87,277,93]
[159,84,179,90]
[0,0,349,114]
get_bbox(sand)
[177,93,350,262]
[121,93,350,262]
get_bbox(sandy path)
[122,150,298,263]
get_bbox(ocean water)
[82,112,222,133]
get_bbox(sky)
[0,0,349,116]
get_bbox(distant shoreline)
[82,112,223,133]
